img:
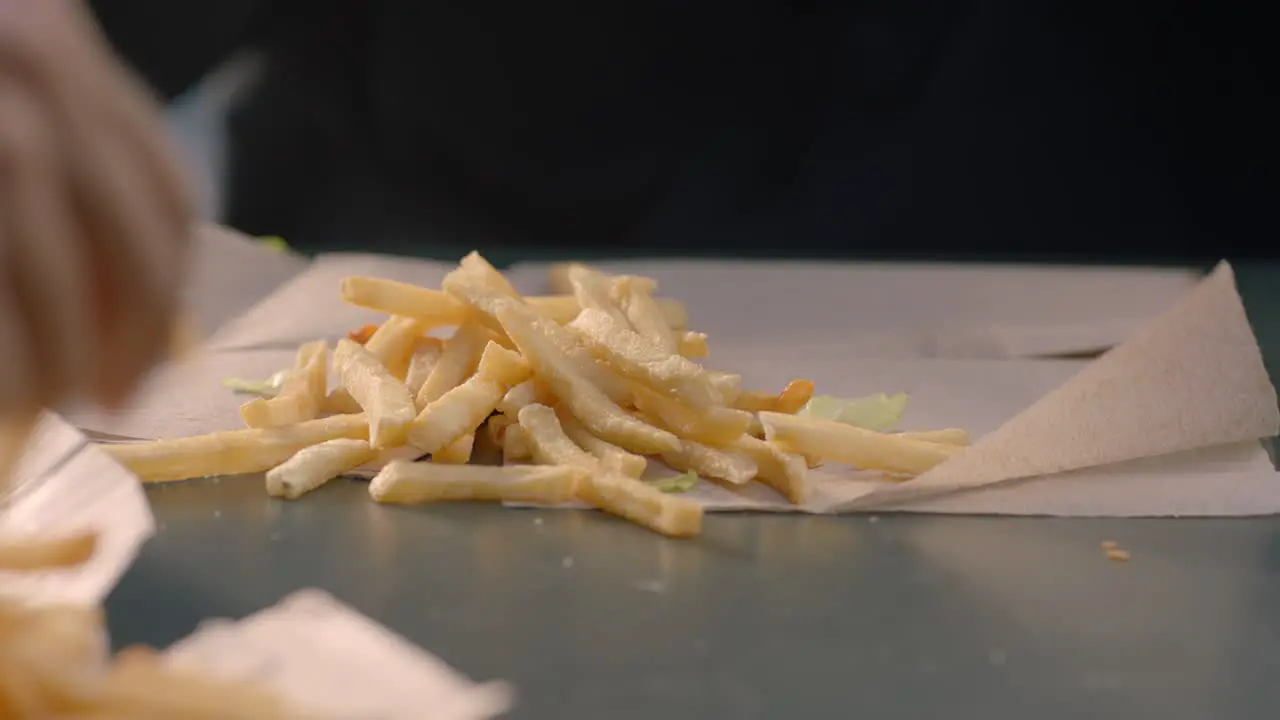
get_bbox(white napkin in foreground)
[0,413,153,605]
[165,589,514,720]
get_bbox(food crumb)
[1100,540,1118,550]
[1105,549,1131,562]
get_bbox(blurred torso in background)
[91,0,1271,262]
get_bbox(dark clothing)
[91,1,1271,261]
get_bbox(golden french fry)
[517,404,599,471]
[433,433,475,464]
[631,385,752,446]
[493,301,679,454]
[407,374,504,454]
[369,461,583,504]
[497,380,542,416]
[731,435,808,504]
[239,340,328,429]
[527,295,687,330]
[732,379,815,415]
[363,315,428,379]
[565,263,631,327]
[759,411,960,476]
[613,275,678,354]
[0,531,97,570]
[705,371,742,405]
[660,439,757,485]
[102,414,369,483]
[556,409,648,478]
[444,263,635,404]
[265,438,376,500]
[502,423,533,463]
[576,472,703,538]
[406,342,520,453]
[404,337,445,397]
[676,331,709,359]
[322,388,364,415]
[340,276,469,326]
[569,308,721,407]
[334,338,416,449]
[417,318,490,407]
[475,342,532,387]
[897,428,971,446]
[458,251,523,298]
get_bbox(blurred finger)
[53,108,177,407]
[0,76,91,406]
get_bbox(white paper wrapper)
[0,413,154,605]
[67,257,1280,518]
[165,589,514,719]
[184,224,310,338]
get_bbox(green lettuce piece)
[258,236,291,254]
[799,392,908,432]
[649,471,699,494]
[220,370,288,397]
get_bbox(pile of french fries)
[1,533,300,718]
[103,254,968,538]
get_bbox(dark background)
[92,0,1273,263]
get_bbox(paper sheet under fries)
[508,258,1201,358]
[0,414,154,604]
[185,224,310,339]
[165,589,514,720]
[71,259,1280,517]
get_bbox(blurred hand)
[0,0,194,416]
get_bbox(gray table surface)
[105,261,1280,720]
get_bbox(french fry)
[497,380,542,416]
[239,340,328,429]
[527,295,688,330]
[517,404,599,471]
[363,315,428,379]
[631,385,752,446]
[0,531,97,570]
[475,342,532,387]
[897,428,971,446]
[333,338,416,449]
[705,371,742,405]
[732,379,815,415]
[565,264,631,327]
[759,411,961,476]
[102,414,369,483]
[676,331,709,359]
[444,263,635,405]
[569,308,721,407]
[613,275,678,354]
[369,461,583,505]
[433,433,475,464]
[265,438,376,500]
[502,424,532,463]
[404,337,445,396]
[556,409,648,478]
[417,318,490,407]
[322,388,364,415]
[731,435,808,504]
[406,343,518,453]
[576,472,703,538]
[340,276,469,326]
[493,301,679,454]
[660,439,758,485]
